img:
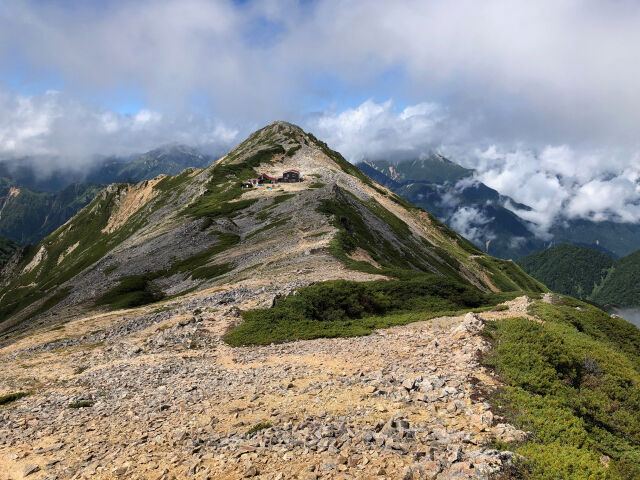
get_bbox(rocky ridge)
[0,121,538,341]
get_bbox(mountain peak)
[265,119,304,131]
[0,123,543,339]
[249,121,307,144]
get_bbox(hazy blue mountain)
[550,219,640,259]
[360,155,472,185]
[358,157,545,258]
[86,144,214,184]
[359,157,640,260]
[0,144,215,193]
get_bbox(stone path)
[0,298,530,479]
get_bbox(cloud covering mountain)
[308,101,640,237]
[1,0,640,236]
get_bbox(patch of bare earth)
[102,179,162,234]
[0,296,530,479]
[346,248,382,270]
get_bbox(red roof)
[259,173,277,181]
[283,169,300,174]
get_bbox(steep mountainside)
[0,145,214,246]
[517,243,613,300]
[0,121,541,340]
[358,158,544,259]
[359,158,640,259]
[591,249,640,308]
[0,237,19,270]
[0,179,104,245]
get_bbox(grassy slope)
[485,296,640,480]
[517,243,614,300]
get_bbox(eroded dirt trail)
[0,298,530,480]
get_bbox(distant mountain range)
[3,145,640,264]
[0,144,214,193]
[0,145,215,246]
[357,157,640,259]
[517,243,640,309]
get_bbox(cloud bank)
[308,100,640,235]
[4,0,640,147]
[1,0,640,235]
[0,89,239,164]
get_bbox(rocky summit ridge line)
[0,121,546,479]
[0,121,539,340]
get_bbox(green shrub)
[285,145,301,156]
[272,193,295,205]
[95,232,240,310]
[25,287,71,320]
[68,401,93,409]
[245,217,290,240]
[95,274,164,310]
[191,262,233,280]
[0,392,28,406]
[225,276,512,346]
[247,422,272,437]
[103,265,118,275]
[166,233,240,275]
[485,299,640,479]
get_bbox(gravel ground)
[0,296,531,479]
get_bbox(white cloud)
[474,143,640,231]
[0,90,239,165]
[307,100,454,162]
[1,1,640,235]
[306,99,640,235]
[449,206,495,245]
[4,0,640,146]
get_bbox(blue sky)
[1,0,640,229]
